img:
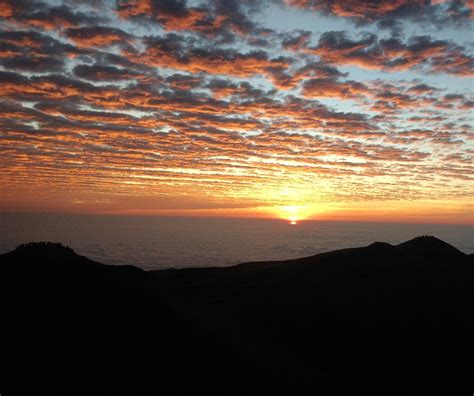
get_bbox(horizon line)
[1,209,473,227]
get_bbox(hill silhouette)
[1,237,473,395]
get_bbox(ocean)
[1,212,473,270]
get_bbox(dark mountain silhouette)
[1,237,473,395]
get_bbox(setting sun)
[276,206,315,223]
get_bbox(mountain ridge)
[3,234,469,270]
[1,236,473,395]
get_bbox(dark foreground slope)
[1,237,473,395]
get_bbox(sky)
[0,0,473,224]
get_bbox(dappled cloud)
[0,0,472,223]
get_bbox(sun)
[271,205,314,224]
[279,206,301,224]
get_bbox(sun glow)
[278,206,311,223]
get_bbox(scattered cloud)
[0,0,472,213]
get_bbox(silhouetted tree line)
[15,242,72,251]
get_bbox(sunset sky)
[0,0,473,223]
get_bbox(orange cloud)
[126,37,292,78]
[285,0,472,23]
[66,27,131,48]
[308,31,474,77]
[0,0,14,18]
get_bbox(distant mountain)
[1,237,473,395]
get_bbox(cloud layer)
[0,0,472,218]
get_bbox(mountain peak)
[398,235,453,248]
[15,241,77,257]
[15,241,74,252]
[9,242,87,266]
[367,241,394,249]
[397,235,465,260]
